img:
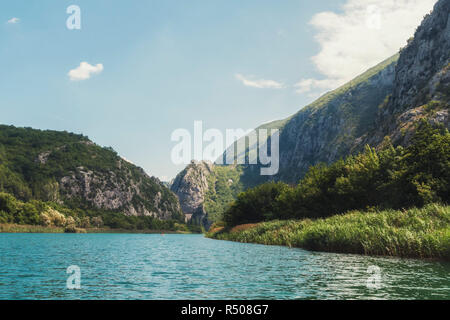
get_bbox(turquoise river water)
[0,233,449,299]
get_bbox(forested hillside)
[0,125,184,230]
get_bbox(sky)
[0,0,437,180]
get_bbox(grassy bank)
[84,228,192,234]
[0,224,195,234]
[207,204,450,260]
[0,224,65,233]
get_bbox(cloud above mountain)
[235,74,284,89]
[68,62,104,81]
[296,0,437,97]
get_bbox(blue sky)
[0,0,435,180]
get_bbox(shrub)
[40,208,67,227]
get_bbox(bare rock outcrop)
[170,161,214,228]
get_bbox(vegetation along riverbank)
[207,204,450,260]
[0,192,199,234]
[207,123,450,260]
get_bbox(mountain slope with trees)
[0,125,183,225]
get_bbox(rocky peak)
[364,0,450,147]
[389,0,449,114]
[170,161,213,224]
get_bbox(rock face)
[170,161,214,228]
[363,0,450,147]
[390,0,449,114]
[59,163,181,219]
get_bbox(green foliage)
[201,163,273,224]
[100,211,177,231]
[223,122,450,226]
[203,165,246,223]
[0,192,185,232]
[0,224,65,233]
[0,192,42,225]
[0,125,107,195]
[208,204,450,260]
[223,182,291,226]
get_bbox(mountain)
[173,0,450,228]
[0,125,183,221]
[266,54,400,182]
[232,0,449,183]
[223,54,398,180]
[173,54,399,226]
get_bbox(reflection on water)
[0,234,449,299]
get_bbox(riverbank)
[0,224,195,234]
[206,204,450,261]
[0,224,65,233]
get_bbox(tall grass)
[207,204,450,260]
[0,224,64,233]
[0,224,194,234]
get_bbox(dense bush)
[203,166,246,223]
[223,182,291,226]
[0,193,42,225]
[223,122,450,226]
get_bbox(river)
[0,233,448,299]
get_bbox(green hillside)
[0,125,184,230]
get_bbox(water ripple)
[0,234,449,300]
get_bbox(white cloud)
[297,0,437,96]
[235,74,284,89]
[68,62,104,81]
[7,17,20,24]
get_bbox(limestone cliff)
[59,161,181,220]
[170,161,213,227]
